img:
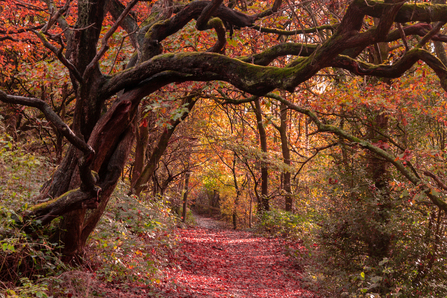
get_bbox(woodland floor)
[151,213,319,298]
[96,213,319,297]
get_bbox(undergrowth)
[255,208,314,241]
[257,189,447,297]
[0,135,182,297]
[85,183,180,289]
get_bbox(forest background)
[1,0,447,297]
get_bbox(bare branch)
[424,171,447,191]
[42,0,71,34]
[32,30,84,83]
[418,20,447,47]
[0,90,93,155]
[84,0,139,77]
[107,0,139,47]
[255,0,282,19]
[397,23,408,53]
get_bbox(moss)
[141,11,161,28]
[144,18,171,39]
[29,188,80,212]
[355,0,447,23]
[207,17,223,29]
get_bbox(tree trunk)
[253,98,269,212]
[364,37,392,260]
[366,112,391,259]
[279,102,292,211]
[231,152,240,229]
[182,171,191,223]
[131,108,150,189]
[32,0,176,258]
[131,96,197,196]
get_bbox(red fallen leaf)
[154,216,321,297]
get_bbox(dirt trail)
[155,213,319,297]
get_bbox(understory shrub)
[291,165,447,297]
[0,138,64,297]
[257,208,315,241]
[314,190,447,297]
[86,183,180,288]
[0,138,181,296]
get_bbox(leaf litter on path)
[155,215,319,298]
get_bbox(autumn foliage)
[1,0,447,296]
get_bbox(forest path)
[155,213,319,297]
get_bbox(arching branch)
[0,90,93,155]
[196,0,223,30]
[331,49,447,89]
[252,24,336,36]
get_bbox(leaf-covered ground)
[154,215,319,297]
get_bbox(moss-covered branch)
[24,187,100,225]
[357,0,447,23]
[252,24,336,36]
[104,1,447,99]
[331,49,447,90]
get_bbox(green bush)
[0,134,53,209]
[301,172,447,297]
[0,139,181,296]
[86,184,180,288]
[0,138,64,297]
[257,209,314,241]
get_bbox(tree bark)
[181,171,191,223]
[131,95,197,196]
[131,108,150,189]
[253,98,269,212]
[231,153,240,229]
[279,102,292,211]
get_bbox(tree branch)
[357,0,447,23]
[424,171,447,191]
[196,0,223,30]
[0,90,93,155]
[32,30,84,83]
[84,0,139,77]
[331,49,447,90]
[24,188,100,225]
[252,24,336,36]
[107,0,139,47]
